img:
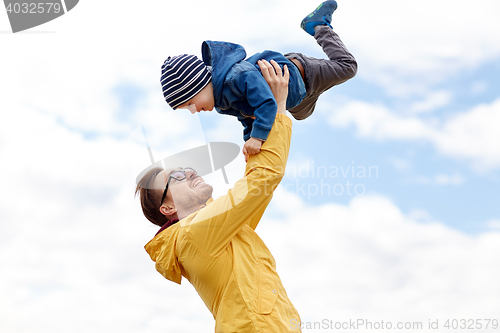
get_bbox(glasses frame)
[159,168,197,206]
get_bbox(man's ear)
[159,204,177,218]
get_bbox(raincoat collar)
[155,218,179,236]
[155,197,215,235]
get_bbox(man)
[136,60,301,332]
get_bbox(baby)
[160,0,357,157]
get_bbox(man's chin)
[195,181,213,195]
[204,184,214,200]
[203,183,214,195]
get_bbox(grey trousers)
[285,25,358,120]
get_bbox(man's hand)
[243,137,263,161]
[257,59,289,114]
[243,60,289,162]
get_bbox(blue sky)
[1,0,500,332]
[280,66,500,233]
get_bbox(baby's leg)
[285,3,357,120]
[314,25,358,86]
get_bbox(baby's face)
[177,82,214,114]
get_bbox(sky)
[1,0,500,332]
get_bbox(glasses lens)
[169,168,197,186]
[171,171,186,181]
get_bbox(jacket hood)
[144,224,182,284]
[144,199,214,285]
[201,41,247,106]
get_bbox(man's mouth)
[192,178,203,188]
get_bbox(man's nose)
[186,170,197,179]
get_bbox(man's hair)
[135,167,169,227]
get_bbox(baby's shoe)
[300,0,337,36]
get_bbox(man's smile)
[192,177,204,188]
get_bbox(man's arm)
[182,61,291,256]
[242,60,289,158]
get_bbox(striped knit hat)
[160,54,211,109]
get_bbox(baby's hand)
[242,137,263,160]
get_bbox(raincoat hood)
[145,223,182,284]
[144,199,213,284]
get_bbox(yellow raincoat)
[145,114,301,332]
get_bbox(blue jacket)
[201,41,306,141]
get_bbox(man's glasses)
[160,168,197,206]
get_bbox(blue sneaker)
[301,0,338,36]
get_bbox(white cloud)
[409,90,453,114]
[435,100,500,170]
[328,98,500,170]
[0,103,498,332]
[3,0,499,106]
[337,0,500,96]
[0,104,217,332]
[470,81,489,96]
[2,159,499,332]
[328,100,435,139]
[414,173,465,186]
[434,173,464,185]
[486,219,500,230]
[388,157,412,171]
[262,190,500,324]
